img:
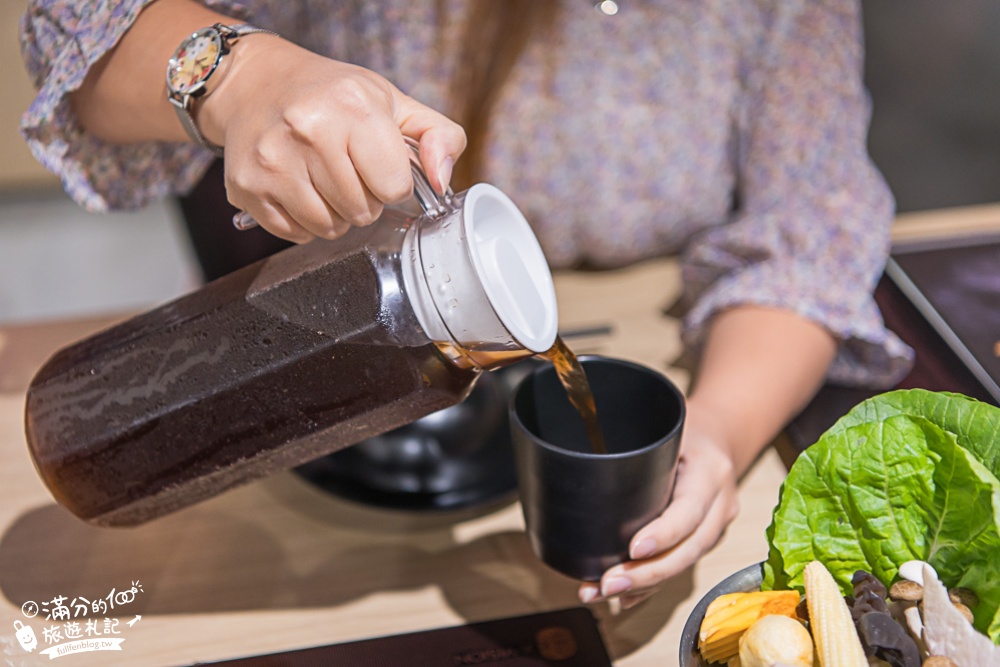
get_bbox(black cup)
[510,355,686,581]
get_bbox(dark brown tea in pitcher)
[24,240,480,527]
[539,337,607,455]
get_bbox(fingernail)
[631,537,657,560]
[579,587,599,604]
[620,592,650,610]
[232,211,258,231]
[601,576,632,598]
[436,156,454,194]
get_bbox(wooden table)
[1,203,996,666]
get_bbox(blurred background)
[2,1,999,326]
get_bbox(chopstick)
[560,324,614,339]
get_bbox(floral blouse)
[19,0,913,386]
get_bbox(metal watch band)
[173,104,224,156]
[170,24,278,157]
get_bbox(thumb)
[394,92,467,195]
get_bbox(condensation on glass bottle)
[24,144,558,527]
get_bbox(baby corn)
[803,560,867,667]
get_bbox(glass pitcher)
[25,144,558,526]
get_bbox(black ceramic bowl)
[678,562,764,667]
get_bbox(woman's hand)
[67,0,463,242]
[200,35,466,243]
[577,400,741,609]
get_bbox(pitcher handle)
[405,136,455,219]
[233,136,453,230]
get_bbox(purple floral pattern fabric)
[19,0,913,386]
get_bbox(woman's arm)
[683,306,836,478]
[66,0,465,241]
[69,0,225,144]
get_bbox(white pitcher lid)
[461,184,557,353]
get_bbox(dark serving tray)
[886,231,1000,405]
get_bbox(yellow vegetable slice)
[698,590,800,664]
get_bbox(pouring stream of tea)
[540,337,608,455]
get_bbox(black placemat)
[191,607,612,666]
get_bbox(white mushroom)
[897,560,933,586]
[902,605,927,656]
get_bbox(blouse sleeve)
[678,0,913,388]
[18,0,248,212]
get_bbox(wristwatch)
[166,23,276,155]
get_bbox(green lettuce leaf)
[762,404,1000,642]
[933,446,1000,640]
[763,415,933,592]
[829,389,1000,475]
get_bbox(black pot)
[294,362,538,511]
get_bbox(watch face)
[167,27,223,95]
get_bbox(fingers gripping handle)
[231,137,452,231]
[405,136,454,218]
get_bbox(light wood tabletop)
[0,203,995,666]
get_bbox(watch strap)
[169,23,278,156]
[219,23,277,41]
[173,103,224,156]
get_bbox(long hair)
[441,1,561,189]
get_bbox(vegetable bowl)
[678,389,1000,666]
